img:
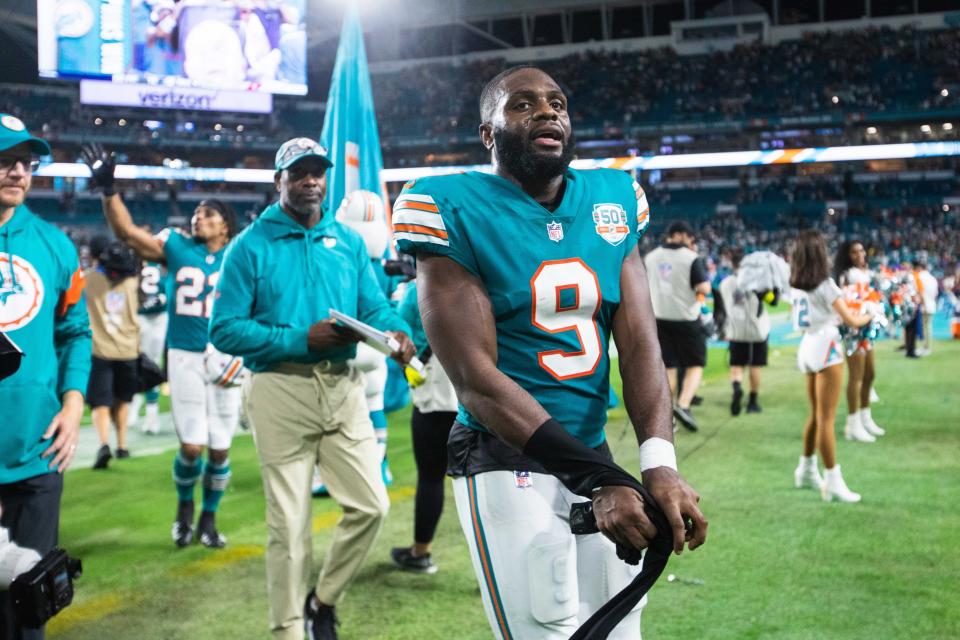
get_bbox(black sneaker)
[390,547,438,574]
[673,405,699,432]
[304,594,339,640]
[746,402,762,414]
[92,444,112,470]
[115,448,130,459]
[171,521,194,548]
[173,501,195,548]
[197,511,227,548]
[731,388,744,416]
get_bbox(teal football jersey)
[138,261,167,315]
[393,168,651,448]
[158,228,226,352]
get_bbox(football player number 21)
[531,258,603,380]
[175,267,219,318]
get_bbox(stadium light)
[831,96,839,104]
[94,117,102,125]
[214,123,223,131]
[944,123,954,131]
[866,126,877,135]
[943,204,951,212]
[236,124,244,132]
[34,141,960,184]
[942,88,950,97]
[921,124,932,133]
[118,118,127,127]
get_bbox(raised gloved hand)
[80,143,116,196]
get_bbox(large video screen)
[37,0,307,95]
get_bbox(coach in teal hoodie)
[0,115,91,638]
[209,137,413,640]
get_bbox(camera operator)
[0,115,91,639]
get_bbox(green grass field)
[49,340,960,639]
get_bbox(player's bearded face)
[493,125,575,184]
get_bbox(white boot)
[794,455,823,489]
[142,402,160,435]
[129,394,144,428]
[860,407,885,437]
[821,465,861,503]
[844,413,876,443]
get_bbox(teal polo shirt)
[209,203,410,372]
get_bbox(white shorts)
[167,348,242,449]
[137,312,168,367]
[453,471,643,640]
[797,326,844,374]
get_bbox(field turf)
[49,340,960,639]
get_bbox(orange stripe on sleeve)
[395,200,440,213]
[393,223,449,239]
[57,268,85,318]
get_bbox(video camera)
[0,528,82,629]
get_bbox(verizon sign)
[79,81,273,114]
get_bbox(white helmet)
[336,190,389,259]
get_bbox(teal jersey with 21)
[393,168,651,448]
[158,228,226,352]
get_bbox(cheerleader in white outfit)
[835,240,885,442]
[790,231,873,503]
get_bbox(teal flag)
[320,6,385,213]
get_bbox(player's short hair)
[479,65,541,123]
[198,199,238,238]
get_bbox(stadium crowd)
[3,24,959,165]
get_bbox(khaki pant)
[244,362,389,640]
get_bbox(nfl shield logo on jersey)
[592,203,630,246]
[546,221,564,242]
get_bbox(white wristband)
[639,437,677,472]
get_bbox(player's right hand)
[307,318,361,352]
[80,142,116,193]
[591,485,658,552]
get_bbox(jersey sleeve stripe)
[393,210,445,230]
[395,199,440,214]
[394,231,450,247]
[393,223,449,240]
[396,193,437,205]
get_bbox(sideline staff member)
[0,115,91,639]
[210,138,414,640]
[644,220,710,431]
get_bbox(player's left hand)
[41,390,84,473]
[386,331,416,365]
[641,466,708,554]
[592,485,658,552]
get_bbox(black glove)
[80,143,116,196]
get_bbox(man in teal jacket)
[0,115,91,639]
[209,137,414,640]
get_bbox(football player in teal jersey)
[394,67,707,639]
[83,145,241,550]
[129,255,168,435]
